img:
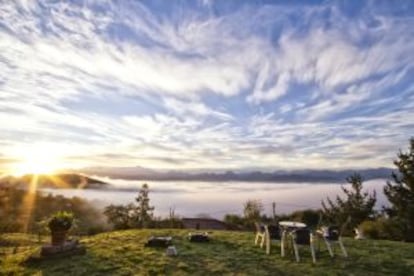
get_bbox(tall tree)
[133,183,154,228]
[384,138,414,241]
[243,199,263,223]
[322,173,376,230]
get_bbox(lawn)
[1,229,414,275]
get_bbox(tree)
[289,209,321,228]
[321,173,376,231]
[133,183,154,228]
[243,199,263,223]
[103,203,135,230]
[384,138,414,241]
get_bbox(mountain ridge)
[0,173,109,189]
[77,166,394,183]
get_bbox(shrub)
[359,220,380,239]
[358,218,404,240]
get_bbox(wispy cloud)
[0,0,413,172]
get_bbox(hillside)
[0,173,109,189]
[1,230,414,275]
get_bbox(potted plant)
[48,211,74,246]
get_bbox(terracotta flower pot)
[51,230,68,246]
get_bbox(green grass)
[1,230,414,275]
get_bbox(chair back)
[267,224,281,240]
[292,228,311,245]
[323,226,339,241]
[255,222,265,233]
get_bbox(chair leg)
[310,234,317,263]
[293,241,300,262]
[260,234,265,249]
[310,244,316,263]
[265,233,270,254]
[339,238,348,258]
[255,233,259,245]
[281,231,286,257]
[324,238,334,257]
[317,235,321,253]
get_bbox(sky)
[0,0,414,174]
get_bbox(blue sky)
[0,0,413,174]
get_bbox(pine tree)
[133,183,154,228]
[384,138,414,241]
[322,173,376,231]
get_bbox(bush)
[358,218,404,240]
[379,218,405,241]
[359,220,380,239]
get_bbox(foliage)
[2,229,414,275]
[148,216,183,229]
[243,199,263,223]
[383,138,414,242]
[47,211,74,232]
[289,209,321,229]
[103,203,135,230]
[133,183,154,228]
[166,207,181,228]
[358,220,380,239]
[358,217,402,241]
[0,187,106,235]
[104,183,154,230]
[321,173,377,232]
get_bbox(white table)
[279,221,307,229]
[278,221,307,258]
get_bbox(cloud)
[163,97,234,121]
[0,1,413,171]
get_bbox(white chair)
[254,222,265,248]
[289,228,316,263]
[318,226,348,258]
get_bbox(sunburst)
[8,145,68,232]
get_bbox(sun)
[10,147,64,176]
[13,160,56,176]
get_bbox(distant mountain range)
[0,173,109,189]
[78,166,394,183]
[0,168,395,190]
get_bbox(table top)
[278,221,307,228]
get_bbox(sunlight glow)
[22,174,38,233]
[10,146,65,176]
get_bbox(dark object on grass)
[145,236,172,248]
[188,232,210,242]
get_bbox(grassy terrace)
[1,230,414,275]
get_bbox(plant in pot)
[48,211,74,246]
